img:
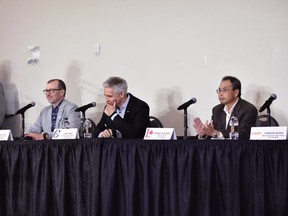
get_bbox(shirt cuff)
[198,135,207,140]
[110,112,118,120]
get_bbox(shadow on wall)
[244,84,270,111]
[64,60,103,124]
[245,84,288,126]
[153,87,185,136]
[0,83,5,127]
[65,60,83,106]
[0,60,21,137]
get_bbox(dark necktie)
[51,106,60,132]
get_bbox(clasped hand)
[101,101,116,138]
[193,117,215,137]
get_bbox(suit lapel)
[231,98,242,118]
[227,98,243,129]
[123,93,133,119]
[219,110,227,129]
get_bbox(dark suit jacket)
[94,93,150,139]
[212,98,258,139]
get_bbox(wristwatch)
[43,132,49,140]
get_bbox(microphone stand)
[21,113,25,137]
[267,106,271,126]
[18,112,32,140]
[80,111,86,138]
[81,110,86,119]
[183,108,188,140]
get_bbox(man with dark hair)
[193,76,258,139]
[26,79,81,140]
[94,76,150,138]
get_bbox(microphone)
[75,102,96,112]
[177,98,197,110]
[5,114,15,119]
[15,102,36,115]
[259,94,277,112]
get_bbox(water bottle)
[62,117,70,129]
[83,118,92,138]
[229,116,239,140]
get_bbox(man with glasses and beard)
[193,76,257,139]
[26,79,81,140]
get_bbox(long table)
[0,138,287,216]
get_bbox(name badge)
[144,128,177,140]
[0,129,14,141]
[52,128,79,140]
[250,126,287,140]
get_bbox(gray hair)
[103,76,128,94]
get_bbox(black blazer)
[212,98,258,139]
[94,93,150,138]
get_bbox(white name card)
[0,129,14,141]
[52,128,79,140]
[250,126,287,140]
[144,128,177,140]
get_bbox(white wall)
[0,0,287,136]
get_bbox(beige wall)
[1,0,288,136]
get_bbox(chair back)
[149,116,163,128]
[256,115,279,127]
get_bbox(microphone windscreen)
[271,93,277,100]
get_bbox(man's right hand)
[104,101,117,116]
[99,129,114,138]
[193,117,206,137]
[25,133,44,140]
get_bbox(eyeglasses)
[216,87,233,94]
[43,89,62,94]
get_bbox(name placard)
[144,128,177,140]
[250,126,287,140]
[0,130,14,141]
[52,128,79,140]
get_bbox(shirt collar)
[52,99,64,111]
[223,98,239,115]
[117,94,130,114]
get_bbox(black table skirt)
[0,139,287,216]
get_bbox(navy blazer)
[212,98,258,139]
[94,93,150,138]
